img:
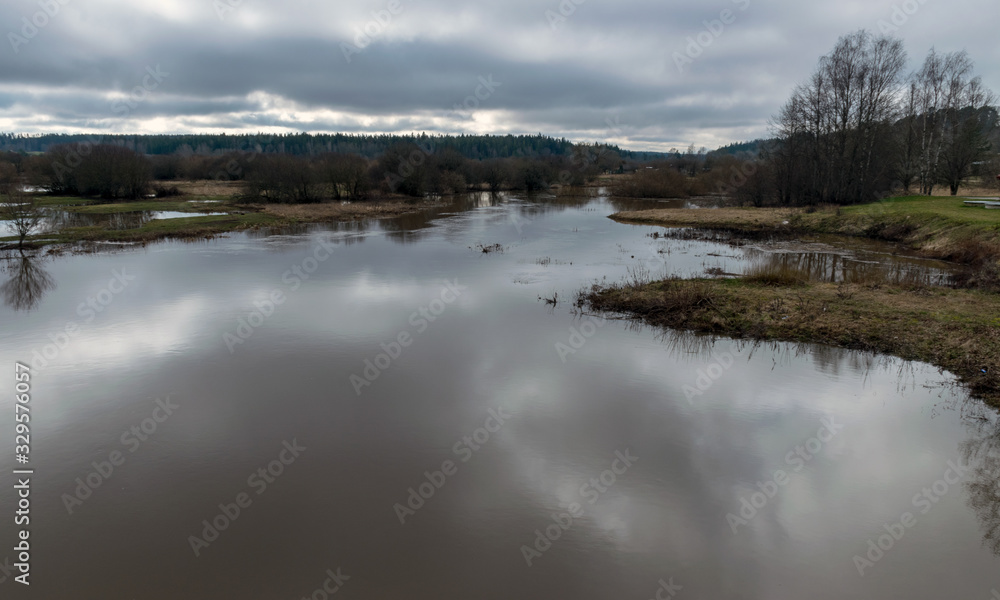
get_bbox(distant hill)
[708,139,774,158]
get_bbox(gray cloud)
[1,0,997,150]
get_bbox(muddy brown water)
[1,191,998,599]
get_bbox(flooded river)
[1,191,998,599]
[0,209,228,238]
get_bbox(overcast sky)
[1,0,997,152]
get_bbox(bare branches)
[774,31,996,204]
[909,48,996,195]
[773,30,907,205]
[0,253,55,310]
[0,186,45,250]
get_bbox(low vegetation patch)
[64,199,225,214]
[742,262,810,286]
[612,206,799,233]
[260,200,437,223]
[472,243,506,254]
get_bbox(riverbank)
[586,274,1000,406]
[587,276,1000,404]
[597,195,1000,404]
[611,196,1000,268]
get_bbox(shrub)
[616,164,690,198]
[508,159,552,191]
[153,185,183,198]
[743,262,809,286]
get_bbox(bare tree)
[479,159,508,192]
[910,49,996,195]
[1,185,45,250]
[898,81,921,193]
[242,155,321,203]
[772,30,906,204]
[960,410,1000,557]
[27,143,153,199]
[318,153,371,200]
[938,82,997,195]
[77,144,152,199]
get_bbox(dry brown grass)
[612,207,801,232]
[164,180,243,198]
[259,200,439,222]
[742,262,810,286]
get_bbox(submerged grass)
[260,201,437,223]
[64,200,227,214]
[36,196,98,207]
[39,212,285,244]
[2,195,440,248]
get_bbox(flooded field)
[1,209,228,238]
[0,191,997,599]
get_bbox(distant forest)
[708,140,772,158]
[0,132,670,162]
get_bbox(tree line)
[764,30,998,205]
[0,140,631,202]
[240,141,627,202]
[0,132,662,161]
[0,139,774,204]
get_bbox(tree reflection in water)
[653,330,1000,558]
[1,251,56,311]
[961,401,1000,556]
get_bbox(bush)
[371,143,430,197]
[475,159,508,192]
[150,154,184,180]
[616,164,691,198]
[153,185,183,198]
[743,262,809,286]
[508,159,552,191]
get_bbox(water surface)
[1,192,997,599]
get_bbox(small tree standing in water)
[0,185,45,250]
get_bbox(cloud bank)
[1,0,997,151]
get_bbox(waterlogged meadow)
[0,192,998,599]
